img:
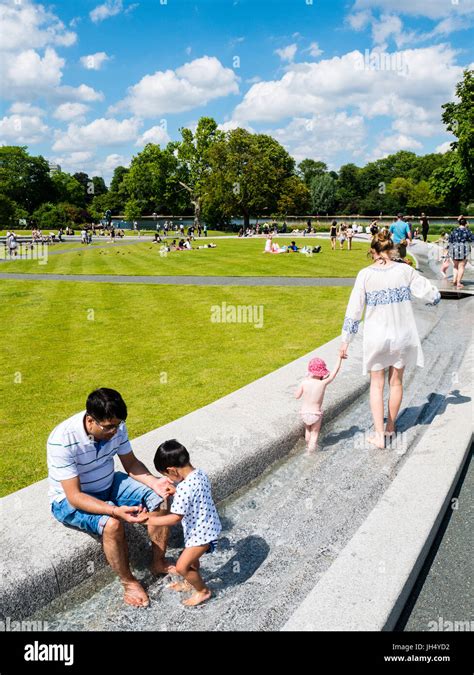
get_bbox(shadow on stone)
[396,390,471,433]
[208,535,269,588]
[322,425,365,448]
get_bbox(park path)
[0,272,355,286]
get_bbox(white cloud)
[351,0,474,20]
[371,13,403,50]
[217,120,255,133]
[9,102,45,116]
[53,103,90,122]
[80,52,111,70]
[307,42,323,58]
[91,154,131,183]
[51,151,129,183]
[435,141,453,154]
[233,45,464,134]
[55,84,104,103]
[51,151,94,172]
[369,133,422,160]
[0,45,103,103]
[185,46,192,55]
[53,117,142,152]
[275,43,298,63]
[112,56,239,118]
[0,0,76,51]
[90,0,123,23]
[269,113,366,164]
[1,47,64,100]
[0,113,49,145]
[246,76,262,84]
[136,125,171,146]
[348,10,372,31]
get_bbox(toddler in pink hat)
[295,354,344,453]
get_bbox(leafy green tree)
[387,177,415,212]
[204,128,295,227]
[92,176,108,198]
[110,166,129,193]
[124,198,143,222]
[121,143,184,215]
[297,159,327,187]
[439,68,474,201]
[32,203,67,229]
[407,180,441,212]
[175,117,224,224]
[52,172,85,206]
[430,152,465,212]
[0,194,17,228]
[0,146,54,213]
[310,173,337,214]
[277,176,310,216]
[335,163,361,213]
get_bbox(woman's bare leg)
[368,369,385,448]
[456,260,466,287]
[386,366,405,434]
[452,260,459,285]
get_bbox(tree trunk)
[243,210,250,228]
[192,198,202,226]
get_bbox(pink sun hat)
[307,357,330,378]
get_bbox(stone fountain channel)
[29,294,472,632]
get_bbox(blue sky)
[1,0,473,183]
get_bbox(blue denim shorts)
[51,471,163,536]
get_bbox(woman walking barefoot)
[339,232,441,449]
[448,219,473,289]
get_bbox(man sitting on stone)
[47,387,174,608]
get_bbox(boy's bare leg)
[175,545,212,606]
[102,517,149,607]
[148,501,173,575]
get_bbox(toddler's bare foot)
[150,558,175,576]
[167,580,192,592]
[367,434,385,449]
[182,589,212,606]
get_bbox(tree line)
[1,70,472,231]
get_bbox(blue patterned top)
[342,317,360,334]
[365,285,412,306]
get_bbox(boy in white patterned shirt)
[133,439,221,606]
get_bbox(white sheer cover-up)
[341,263,441,375]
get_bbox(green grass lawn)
[2,237,371,277]
[0,280,351,495]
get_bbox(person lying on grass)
[132,439,222,607]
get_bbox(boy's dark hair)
[86,388,127,422]
[154,439,190,473]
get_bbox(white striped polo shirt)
[47,411,132,504]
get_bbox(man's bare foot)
[123,580,149,607]
[182,589,212,606]
[150,558,175,576]
[167,580,192,592]
[367,434,385,449]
